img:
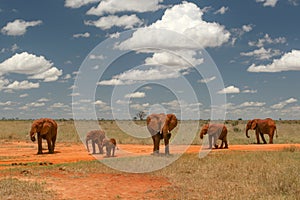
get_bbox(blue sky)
[0,0,299,120]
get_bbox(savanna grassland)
[1,120,300,200]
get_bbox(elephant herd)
[29,116,277,156]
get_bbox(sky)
[0,0,300,120]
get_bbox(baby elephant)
[86,130,105,154]
[200,123,228,149]
[102,138,117,157]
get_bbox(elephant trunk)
[246,128,250,138]
[200,130,205,139]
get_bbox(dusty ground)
[1,141,300,199]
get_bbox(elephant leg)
[92,141,96,154]
[164,137,170,155]
[269,130,274,144]
[47,139,53,154]
[255,130,261,144]
[152,135,160,154]
[51,135,56,153]
[112,146,115,157]
[260,132,267,144]
[213,134,218,149]
[37,134,43,154]
[97,142,103,154]
[219,140,224,149]
[208,135,213,149]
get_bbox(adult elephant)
[30,118,58,154]
[246,118,277,144]
[200,123,228,149]
[146,113,178,155]
[85,130,106,154]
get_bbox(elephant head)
[200,124,209,139]
[245,119,257,138]
[30,119,44,142]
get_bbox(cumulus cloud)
[241,47,281,60]
[247,50,300,72]
[5,80,39,90]
[125,92,145,98]
[99,2,230,86]
[85,14,142,30]
[0,52,62,81]
[218,86,240,94]
[256,0,278,7]
[214,6,229,15]
[198,76,216,83]
[64,0,100,8]
[73,32,90,38]
[271,98,297,109]
[86,0,164,16]
[239,101,266,107]
[1,19,42,36]
[248,34,286,48]
[118,2,230,50]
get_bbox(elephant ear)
[251,120,257,129]
[163,114,178,133]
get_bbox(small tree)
[136,111,146,120]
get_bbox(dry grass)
[0,177,56,200]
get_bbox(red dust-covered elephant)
[246,118,277,144]
[30,118,58,154]
[146,113,178,155]
[200,123,228,149]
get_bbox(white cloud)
[5,80,39,90]
[89,54,105,60]
[248,34,286,48]
[26,102,45,108]
[198,76,216,83]
[242,25,253,32]
[271,98,297,109]
[125,92,145,98]
[214,6,229,15]
[0,101,13,106]
[19,93,28,98]
[94,100,106,106]
[50,103,68,108]
[118,2,230,50]
[288,0,299,6]
[239,101,266,107]
[86,0,164,16]
[1,19,42,36]
[247,50,300,72]
[241,47,281,60]
[64,0,100,8]
[256,0,278,7]
[242,89,257,93]
[73,32,90,38]
[218,86,240,94]
[85,14,142,30]
[0,52,62,82]
[37,98,50,102]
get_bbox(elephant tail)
[275,127,278,138]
